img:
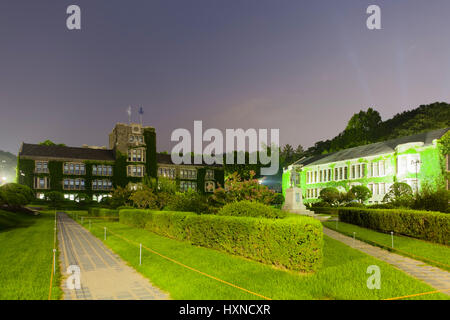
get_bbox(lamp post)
[411,159,421,194]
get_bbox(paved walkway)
[323,227,450,295]
[57,212,169,300]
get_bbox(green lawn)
[77,217,448,300]
[0,209,62,300]
[323,220,450,271]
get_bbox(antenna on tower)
[138,107,144,125]
[127,106,132,124]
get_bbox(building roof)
[156,153,222,167]
[294,127,449,167]
[19,143,115,161]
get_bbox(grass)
[76,216,448,300]
[323,220,450,271]
[0,209,62,300]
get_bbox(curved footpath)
[57,212,169,300]
[323,227,450,296]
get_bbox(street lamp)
[411,159,421,194]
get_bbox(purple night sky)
[1,0,450,154]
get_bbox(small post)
[53,249,56,274]
[139,243,142,265]
[391,231,394,248]
[81,217,84,225]
[104,227,107,240]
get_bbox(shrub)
[44,191,65,208]
[0,183,34,208]
[413,186,449,213]
[271,193,285,207]
[383,182,414,207]
[120,209,323,272]
[338,208,449,245]
[217,200,286,219]
[129,186,158,209]
[349,185,372,203]
[165,190,210,214]
[110,186,132,208]
[344,202,365,208]
[88,208,119,217]
[319,187,340,206]
[210,171,276,208]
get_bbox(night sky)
[1,0,450,154]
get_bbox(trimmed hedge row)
[88,208,119,217]
[338,208,450,245]
[120,209,323,272]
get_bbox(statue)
[283,165,315,216]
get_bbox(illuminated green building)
[282,128,449,204]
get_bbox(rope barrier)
[384,288,450,300]
[48,210,57,300]
[325,224,450,270]
[82,218,272,301]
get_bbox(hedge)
[88,208,119,217]
[217,200,286,219]
[120,209,323,272]
[338,208,450,245]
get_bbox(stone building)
[282,128,449,204]
[17,123,224,200]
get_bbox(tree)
[38,140,66,147]
[0,183,34,208]
[383,182,413,207]
[129,186,158,209]
[210,171,276,209]
[319,187,340,206]
[45,191,64,208]
[349,185,372,203]
[110,186,132,208]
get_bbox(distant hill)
[0,150,17,183]
[305,102,450,156]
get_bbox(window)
[92,179,112,190]
[35,161,49,173]
[92,165,113,176]
[180,168,197,179]
[368,184,374,195]
[328,169,332,181]
[180,181,197,192]
[339,167,343,180]
[34,176,50,189]
[205,169,214,180]
[128,148,145,162]
[205,181,215,193]
[344,167,348,180]
[127,165,145,177]
[63,162,85,175]
[63,178,85,190]
[397,156,408,175]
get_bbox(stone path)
[323,227,450,295]
[57,212,169,300]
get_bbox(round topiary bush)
[217,200,286,219]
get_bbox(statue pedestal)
[282,187,315,216]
